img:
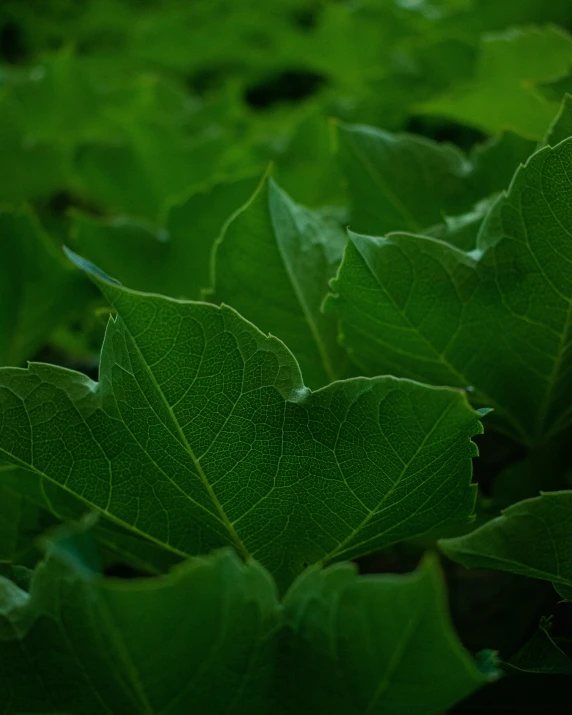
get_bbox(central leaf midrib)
[121,319,250,559]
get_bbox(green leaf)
[0,254,481,590]
[208,176,350,388]
[507,619,572,675]
[0,520,490,714]
[281,553,497,715]
[0,208,91,366]
[0,464,52,566]
[0,526,279,714]
[420,26,572,140]
[325,138,572,445]
[71,175,259,301]
[542,93,572,147]
[335,123,535,240]
[335,122,473,235]
[439,491,572,600]
[0,465,182,576]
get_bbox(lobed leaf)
[439,491,572,600]
[0,254,481,590]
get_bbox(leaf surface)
[0,255,480,589]
[0,521,491,715]
[335,123,535,239]
[326,138,572,444]
[72,174,260,300]
[0,208,91,366]
[281,553,496,715]
[439,491,572,600]
[420,26,572,139]
[335,122,472,235]
[208,176,350,387]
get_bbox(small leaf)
[439,491,572,600]
[507,619,572,675]
[335,122,472,235]
[208,175,351,387]
[542,93,572,147]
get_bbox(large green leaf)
[439,491,572,600]
[420,26,572,140]
[0,254,481,590]
[281,553,497,715]
[0,208,91,366]
[0,522,493,715]
[325,138,572,445]
[208,176,350,388]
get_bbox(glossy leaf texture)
[439,491,572,601]
[0,522,494,715]
[326,138,572,445]
[208,175,351,388]
[0,254,481,591]
[0,208,91,366]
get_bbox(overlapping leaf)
[326,138,572,445]
[208,176,350,388]
[440,491,572,601]
[0,254,481,589]
[335,121,535,239]
[0,522,493,715]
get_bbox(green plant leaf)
[0,254,481,590]
[208,175,350,388]
[335,122,473,235]
[0,524,279,714]
[325,138,572,445]
[281,553,498,715]
[439,491,572,600]
[0,520,491,715]
[335,123,535,239]
[507,619,572,675]
[72,174,259,300]
[420,25,572,139]
[0,208,91,367]
[0,464,182,576]
[542,93,572,147]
